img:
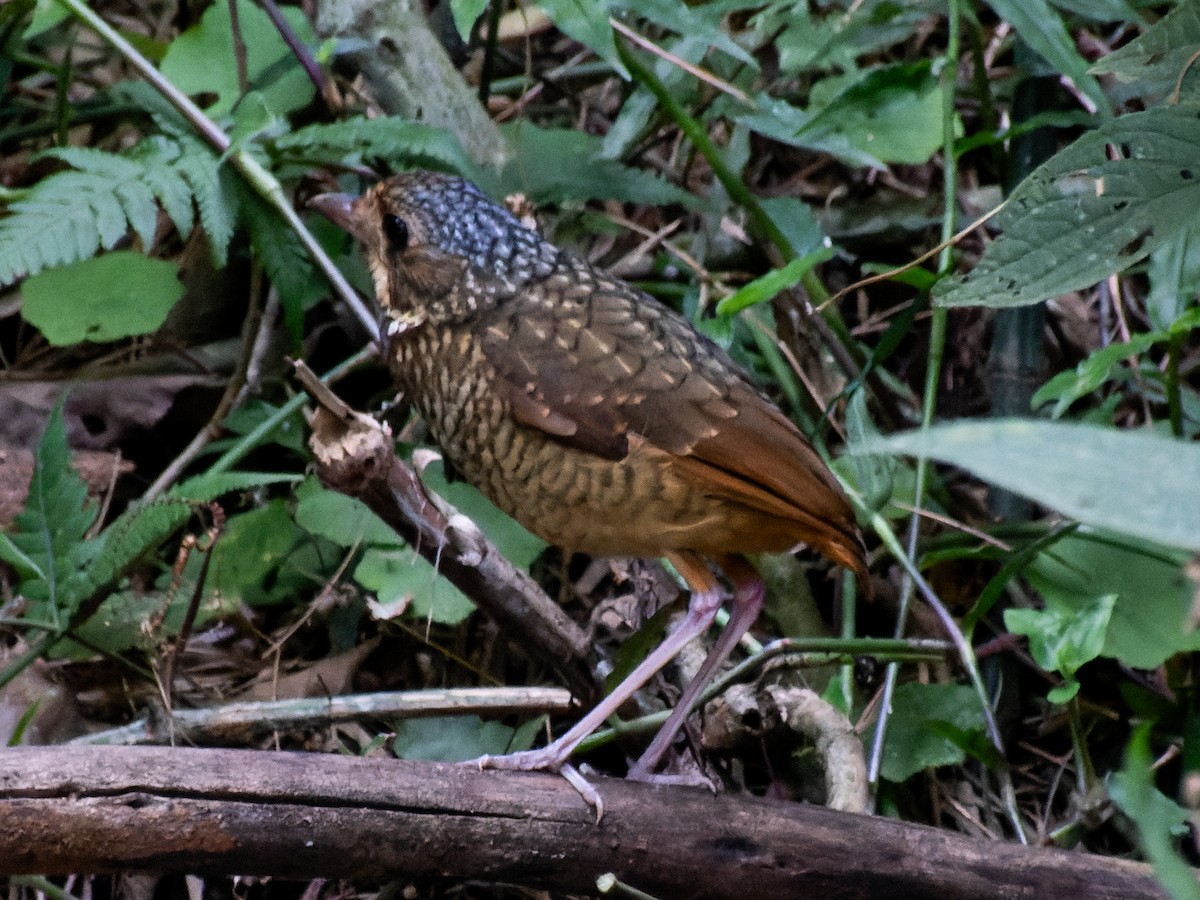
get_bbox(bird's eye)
[382,214,409,252]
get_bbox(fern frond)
[0,135,234,285]
[273,117,476,177]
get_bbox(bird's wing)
[476,265,867,580]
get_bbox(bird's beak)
[309,192,367,243]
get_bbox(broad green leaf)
[760,196,826,260]
[1111,725,1200,900]
[1146,220,1200,330]
[1005,593,1116,703]
[857,420,1200,551]
[610,0,755,67]
[1025,533,1198,669]
[1090,3,1200,105]
[207,501,304,605]
[392,714,516,761]
[985,0,1108,113]
[294,483,403,549]
[450,0,490,40]
[420,460,546,568]
[355,547,476,625]
[161,0,315,118]
[934,106,1200,309]
[736,63,948,169]
[880,682,987,782]
[21,252,184,346]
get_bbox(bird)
[311,170,869,801]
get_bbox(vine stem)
[56,0,378,341]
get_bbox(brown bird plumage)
[313,170,868,802]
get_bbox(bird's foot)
[625,760,719,792]
[471,750,604,822]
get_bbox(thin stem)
[867,0,967,816]
[1166,330,1184,437]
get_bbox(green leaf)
[538,0,628,78]
[0,403,97,627]
[985,0,1108,114]
[1030,333,1160,417]
[857,420,1200,551]
[1005,593,1116,702]
[496,123,696,206]
[934,106,1200,309]
[759,196,827,260]
[1111,724,1200,900]
[1090,3,1200,106]
[294,483,403,549]
[355,547,476,625]
[715,249,835,317]
[1025,533,1198,670]
[610,0,755,67]
[736,63,948,169]
[450,0,490,41]
[240,190,324,342]
[0,137,230,284]
[880,682,987,782]
[392,714,516,761]
[420,459,546,568]
[207,501,304,605]
[160,0,316,118]
[22,252,184,346]
[274,117,477,177]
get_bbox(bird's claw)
[467,752,604,822]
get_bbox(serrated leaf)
[173,471,300,502]
[856,419,1200,551]
[0,403,97,625]
[0,137,232,284]
[273,117,477,177]
[934,106,1200,309]
[240,190,324,341]
[497,123,696,206]
[22,252,184,345]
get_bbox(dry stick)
[144,286,279,501]
[294,361,597,701]
[70,686,574,746]
[0,746,1168,900]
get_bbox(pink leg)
[474,551,724,779]
[627,555,763,779]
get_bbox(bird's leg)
[473,551,723,779]
[627,554,763,781]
